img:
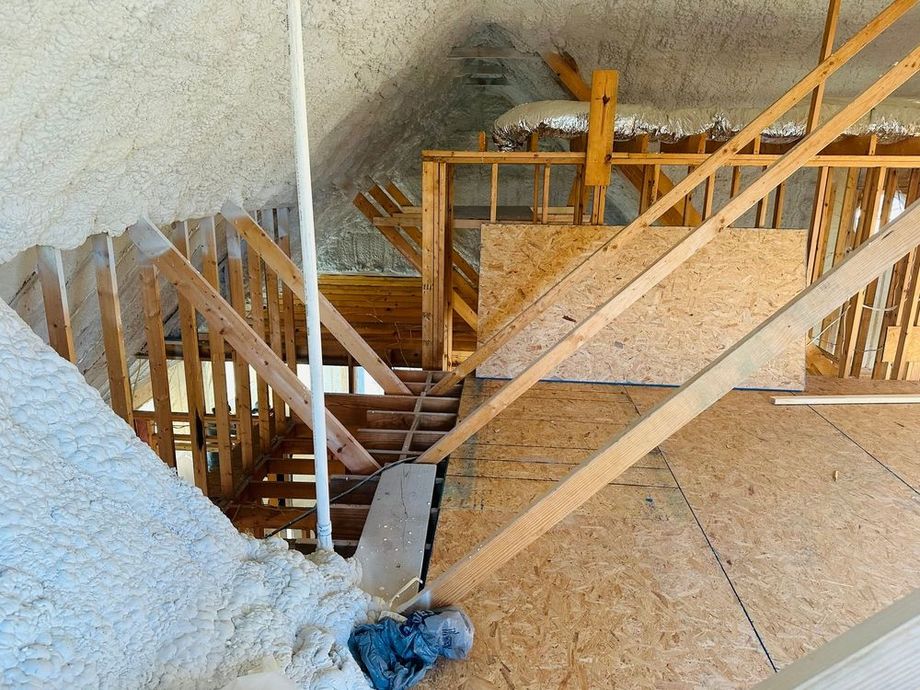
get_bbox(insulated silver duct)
[492,98,920,150]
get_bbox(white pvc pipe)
[287,0,333,551]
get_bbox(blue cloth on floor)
[349,608,474,690]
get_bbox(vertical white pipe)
[287,0,333,551]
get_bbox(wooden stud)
[261,209,285,431]
[245,225,271,454]
[199,217,234,495]
[773,393,920,406]
[172,222,209,493]
[276,208,299,377]
[419,51,920,456]
[427,38,920,397]
[129,219,380,473]
[36,246,77,363]
[541,164,551,223]
[90,234,134,425]
[584,70,618,187]
[489,164,499,222]
[139,263,176,467]
[224,221,254,473]
[406,198,920,610]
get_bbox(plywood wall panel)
[477,224,807,390]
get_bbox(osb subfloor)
[423,375,920,688]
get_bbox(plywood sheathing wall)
[477,224,807,390]
[423,376,920,687]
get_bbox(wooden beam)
[426,14,920,397]
[245,233,272,455]
[199,217,234,495]
[405,198,920,610]
[223,220,254,473]
[419,48,920,444]
[129,219,380,474]
[773,394,920,405]
[542,51,592,101]
[421,161,454,370]
[138,263,176,466]
[172,222,209,493]
[752,588,920,690]
[90,235,133,425]
[584,70,618,187]
[36,246,77,363]
[221,202,412,396]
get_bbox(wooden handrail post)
[421,161,454,370]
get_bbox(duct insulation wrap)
[491,98,920,150]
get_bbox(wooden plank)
[584,70,618,187]
[172,222,209,493]
[276,208,299,376]
[542,51,592,101]
[421,49,920,451]
[138,263,176,466]
[261,209,285,426]
[129,219,380,474]
[752,588,920,690]
[246,230,272,455]
[427,4,917,397]
[90,234,133,425]
[405,198,920,610]
[355,464,436,607]
[421,161,453,370]
[772,394,920,406]
[223,220,254,473]
[222,202,412,395]
[35,246,77,363]
[199,217,234,495]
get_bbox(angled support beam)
[221,202,412,396]
[419,43,920,458]
[429,0,918,397]
[91,234,134,426]
[129,219,380,474]
[36,246,77,363]
[405,199,920,610]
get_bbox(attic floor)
[423,375,920,688]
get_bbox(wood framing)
[220,202,412,395]
[405,199,920,610]
[223,221,254,473]
[420,47,920,457]
[129,219,380,474]
[90,234,134,425]
[584,70,618,188]
[199,217,234,495]
[427,4,919,396]
[138,263,176,466]
[35,246,77,363]
[172,222,209,493]
[421,161,454,370]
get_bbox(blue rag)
[348,609,474,690]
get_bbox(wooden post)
[261,208,285,431]
[199,217,234,495]
[426,1,915,398]
[139,263,176,467]
[418,48,920,460]
[405,199,920,610]
[421,161,453,370]
[36,246,77,363]
[91,234,134,426]
[246,231,272,455]
[172,222,209,493]
[584,70,618,227]
[130,219,380,474]
[224,220,254,473]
